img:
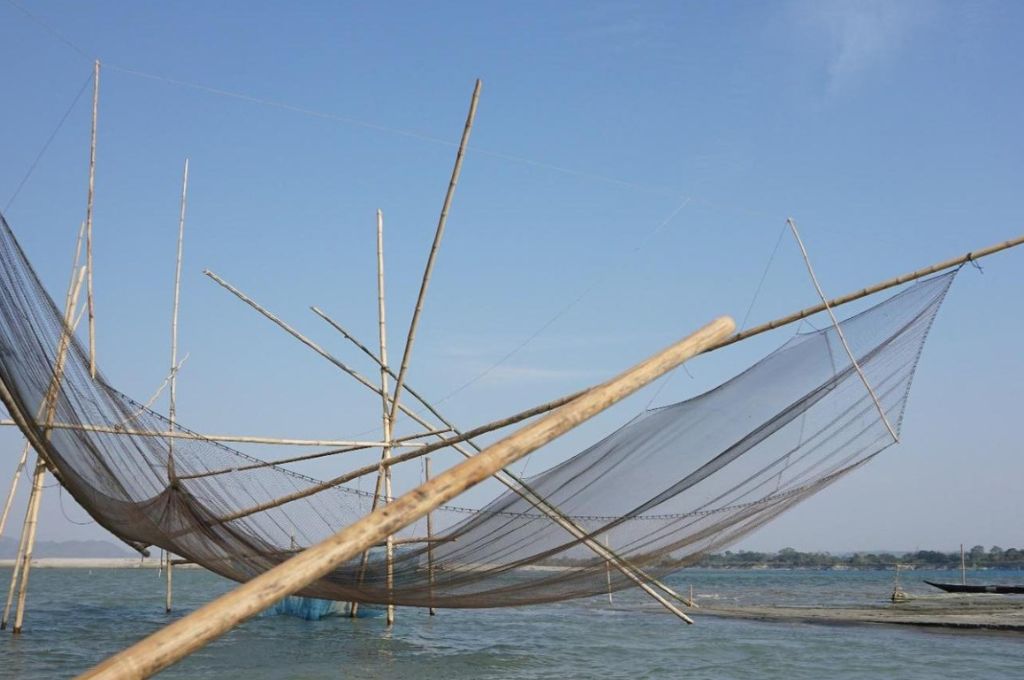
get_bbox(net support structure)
[77,316,735,680]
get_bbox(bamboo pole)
[6,267,86,633]
[425,455,436,616]
[0,442,30,539]
[787,218,898,443]
[717,232,1024,350]
[961,543,966,585]
[165,158,189,614]
[86,59,99,378]
[374,209,396,626]
[0,420,399,448]
[604,533,613,605]
[174,429,444,482]
[77,316,733,680]
[1,460,44,631]
[389,79,481,426]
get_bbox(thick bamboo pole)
[77,316,733,680]
[165,158,189,614]
[0,442,30,539]
[86,59,99,378]
[389,80,481,425]
[787,218,898,442]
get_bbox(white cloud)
[797,0,929,95]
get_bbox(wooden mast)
[424,455,436,616]
[165,158,189,613]
[78,316,733,679]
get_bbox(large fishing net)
[0,212,954,608]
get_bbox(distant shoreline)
[0,558,201,569]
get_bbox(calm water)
[0,567,1021,678]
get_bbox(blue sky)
[0,0,1022,551]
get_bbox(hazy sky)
[0,0,1022,552]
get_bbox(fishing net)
[0,212,955,608]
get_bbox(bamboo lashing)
[388,79,481,426]
[787,218,899,443]
[77,316,733,679]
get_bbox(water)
[0,568,1021,678]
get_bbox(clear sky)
[0,0,1021,552]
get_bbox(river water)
[0,567,1020,678]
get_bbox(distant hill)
[0,536,133,559]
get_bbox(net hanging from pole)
[0,212,955,608]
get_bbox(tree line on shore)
[688,545,1024,569]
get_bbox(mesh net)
[0,212,955,608]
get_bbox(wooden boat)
[924,580,1024,595]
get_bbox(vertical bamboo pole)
[86,59,100,378]
[0,442,30,539]
[424,455,435,616]
[10,461,46,634]
[164,158,188,613]
[604,533,613,605]
[388,79,481,426]
[1,460,44,631]
[960,543,966,585]
[375,210,396,625]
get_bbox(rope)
[4,70,94,212]
[435,196,694,406]
[3,0,91,60]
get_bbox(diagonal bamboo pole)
[388,79,481,426]
[6,266,86,633]
[0,442,30,539]
[77,316,733,680]
[787,218,898,443]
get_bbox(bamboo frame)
[77,315,733,679]
[86,59,99,378]
[389,80,481,426]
